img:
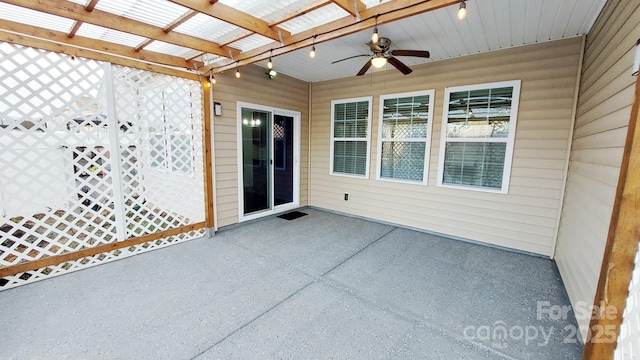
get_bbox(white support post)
[103,63,128,242]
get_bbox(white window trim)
[329,96,373,179]
[376,89,435,185]
[436,80,521,194]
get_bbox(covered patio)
[0,208,581,359]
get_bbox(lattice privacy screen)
[615,249,640,359]
[0,43,205,289]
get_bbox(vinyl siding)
[211,65,309,227]
[309,38,582,256]
[555,0,640,337]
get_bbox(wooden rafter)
[167,0,291,42]
[68,0,100,39]
[207,0,461,74]
[0,19,200,69]
[0,29,198,80]
[3,0,240,58]
[85,0,100,11]
[330,0,366,17]
[135,10,198,52]
[68,21,83,38]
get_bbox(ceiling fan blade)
[331,54,371,64]
[387,57,413,75]
[356,60,372,76]
[390,50,430,58]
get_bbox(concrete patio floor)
[0,207,583,359]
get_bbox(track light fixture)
[371,15,379,43]
[267,49,273,70]
[309,34,317,58]
[458,1,467,20]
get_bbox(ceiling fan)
[332,37,430,76]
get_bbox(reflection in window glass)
[378,91,434,183]
[438,81,520,192]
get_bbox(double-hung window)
[330,97,372,178]
[377,90,435,183]
[437,80,521,193]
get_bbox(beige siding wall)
[309,38,582,256]
[211,65,309,227]
[555,0,639,334]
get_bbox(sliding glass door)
[241,108,271,214]
[238,103,300,220]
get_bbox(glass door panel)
[241,108,271,215]
[274,115,294,206]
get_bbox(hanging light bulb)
[458,1,467,20]
[309,34,317,59]
[210,75,216,85]
[267,49,273,69]
[235,67,241,79]
[371,15,379,43]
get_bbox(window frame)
[436,80,521,194]
[329,96,373,179]
[376,89,435,185]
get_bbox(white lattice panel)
[615,249,640,359]
[0,43,206,290]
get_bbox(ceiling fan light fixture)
[371,55,387,68]
[458,1,467,20]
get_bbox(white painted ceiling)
[269,0,607,82]
[0,0,607,83]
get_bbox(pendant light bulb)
[372,27,379,43]
[458,1,467,20]
[235,68,241,79]
[310,45,316,59]
[267,58,273,69]
[210,75,216,85]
